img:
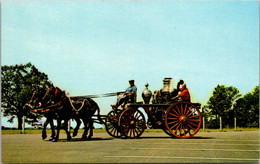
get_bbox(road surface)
[2,131,259,163]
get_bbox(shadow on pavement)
[44,137,113,142]
[132,136,215,140]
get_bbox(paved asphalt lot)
[1,131,259,163]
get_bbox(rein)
[70,92,118,99]
[38,89,120,114]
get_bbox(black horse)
[41,85,104,141]
[29,87,56,141]
[30,87,82,141]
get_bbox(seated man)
[172,83,191,102]
[125,80,137,102]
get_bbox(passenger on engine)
[172,83,191,102]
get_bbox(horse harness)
[67,96,91,114]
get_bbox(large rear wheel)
[165,101,201,139]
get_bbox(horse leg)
[63,119,72,141]
[87,119,94,139]
[81,119,88,139]
[49,118,56,141]
[42,118,49,140]
[73,118,81,137]
[53,119,61,142]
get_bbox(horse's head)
[42,85,65,105]
[29,87,47,108]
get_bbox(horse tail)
[95,105,104,124]
[86,98,104,124]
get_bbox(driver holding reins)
[113,80,137,109]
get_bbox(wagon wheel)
[119,108,146,139]
[165,101,202,139]
[105,110,122,138]
[162,128,175,137]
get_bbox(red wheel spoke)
[134,112,138,118]
[185,106,193,115]
[182,125,187,137]
[186,123,196,132]
[175,105,181,115]
[133,129,137,137]
[171,107,180,116]
[181,104,183,115]
[175,122,181,132]
[110,127,115,133]
[187,109,197,117]
[135,127,141,132]
[183,103,188,115]
[129,129,132,138]
[169,122,180,130]
[169,112,179,118]
[187,115,199,119]
[168,120,179,125]
[168,117,178,120]
[179,124,183,135]
[112,128,117,136]
[188,119,200,122]
[136,115,142,120]
[187,120,199,127]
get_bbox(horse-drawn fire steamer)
[30,78,202,141]
[84,78,201,139]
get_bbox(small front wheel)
[119,108,146,138]
[105,110,122,138]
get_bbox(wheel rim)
[119,108,146,138]
[105,110,122,138]
[165,101,201,139]
[162,128,175,137]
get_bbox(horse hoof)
[42,135,47,140]
[52,139,58,142]
[81,137,87,140]
[67,136,72,141]
[49,137,55,141]
[73,132,77,137]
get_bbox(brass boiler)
[142,88,152,104]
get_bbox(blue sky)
[1,1,259,128]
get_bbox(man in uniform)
[115,80,137,108]
[126,80,137,101]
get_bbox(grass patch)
[201,127,259,132]
[1,127,258,135]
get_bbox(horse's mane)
[54,87,64,98]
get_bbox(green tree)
[1,63,51,129]
[234,86,259,127]
[207,85,240,128]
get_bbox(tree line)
[203,85,259,128]
[1,63,259,129]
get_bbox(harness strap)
[67,96,87,114]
